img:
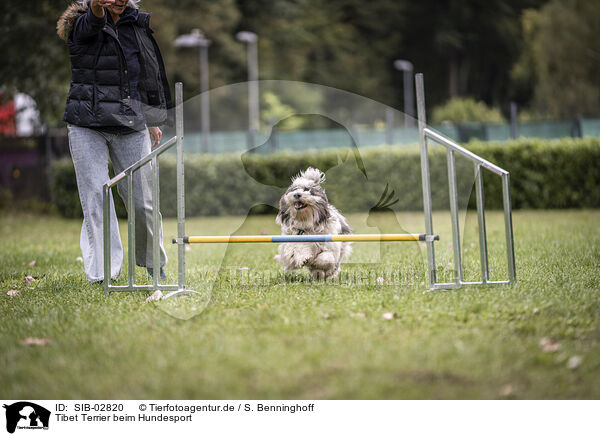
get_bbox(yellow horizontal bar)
[185,234,426,243]
[187,235,273,243]
[331,234,421,242]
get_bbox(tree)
[512,0,600,118]
[0,0,71,126]
[398,0,548,110]
[3,0,577,130]
[432,98,505,124]
[236,0,406,109]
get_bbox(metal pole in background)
[510,102,518,139]
[176,82,186,291]
[415,73,436,288]
[237,31,259,149]
[174,29,211,153]
[199,41,211,153]
[385,107,394,144]
[394,60,415,127]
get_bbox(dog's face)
[277,167,330,227]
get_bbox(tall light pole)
[236,31,259,149]
[174,29,211,153]
[393,59,414,127]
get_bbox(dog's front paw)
[310,266,340,281]
[311,270,326,281]
[325,266,341,280]
[291,252,312,268]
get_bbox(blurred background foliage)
[0,0,599,127]
[49,137,600,217]
[432,98,506,124]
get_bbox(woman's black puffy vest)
[61,5,171,131]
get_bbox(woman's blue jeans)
[67,125,167,283]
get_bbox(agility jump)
[175,234,440,244]
[102,75,516,297]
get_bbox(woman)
[57,0,171,283]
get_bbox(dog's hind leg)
[311,269,326,280]
[309,251,339,280]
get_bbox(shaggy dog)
[275,167,352,279]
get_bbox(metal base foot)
[162,289,201,299]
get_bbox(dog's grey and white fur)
[275,167,352,279]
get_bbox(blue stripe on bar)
[272,235,333,242]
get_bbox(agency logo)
[3,402,50,434]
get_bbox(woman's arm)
[71,0,114,40]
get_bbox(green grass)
[0,209,599,399]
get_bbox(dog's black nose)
[293,193,302,199]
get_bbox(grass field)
[0,209,599,399]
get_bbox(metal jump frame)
[102,75,516,296]
[415,73,516,290]
[103,82,188,297]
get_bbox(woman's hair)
[79,0,140,9]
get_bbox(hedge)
[50,137,600,218]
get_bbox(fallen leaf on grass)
[7,289,21,296]
[567,355,582,370]
[20,338,52,346]
[382,312,398,320]
[145,290,163,303]
[499,383,516,397]
[539,337,561,352]
[24,275,35,285]
[28,260,36,267]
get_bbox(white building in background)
[15,93,41,136]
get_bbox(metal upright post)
[176,82,186,291]
[416,73,436,288]
[474,163,489,283]
[152,155,160,289]
[502,173,516,283]
[103,185,111,296]
[127,173,135,287]
[447,149,463,284]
